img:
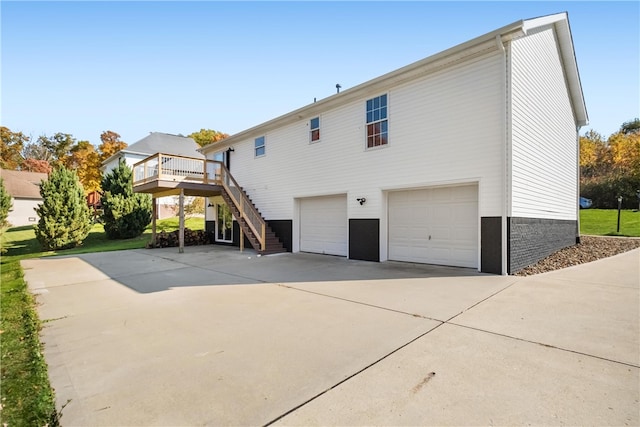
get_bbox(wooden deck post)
[179,189,185,253]
[240,227,244,252]
[152,198,157,247]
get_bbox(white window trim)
[309,116,321,144]
[365,93,389,150]
[255,135,266,158]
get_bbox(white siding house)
[193,13,587,274]
[102,132,203,219]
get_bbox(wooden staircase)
[218,165,286,255]
[130,153,286,255]
[220,190,286,255]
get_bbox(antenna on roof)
[336,84,341,93]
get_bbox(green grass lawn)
[0,216,205,425]
[580,209,640,237]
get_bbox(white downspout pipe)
[496,34,509,275]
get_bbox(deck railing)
[132,153,217,184]
[132,153,266,250]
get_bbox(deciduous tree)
[36,133,75,168]
[188,129,229,148]
[98,131,127,163]
[1,126,29,169]
[22,141,53,162]
[21,158,52,174]
[608,131,640,177]
[66,140,101,193]
[620,118,640,135]
[579,130,610,178]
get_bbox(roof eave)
[200,19,527,153]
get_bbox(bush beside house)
[101,161,152,239]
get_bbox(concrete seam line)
[447,322,640,369]
[277,284,440,322]
[442,278,520,323]
[264,280,525,425]
[262,320,446,427]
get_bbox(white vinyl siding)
[7,198,40,227]
[220,50,505,224]
[510,26,578,220]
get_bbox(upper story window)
[366,94,388,148]
[255,136,265,157]
[310,117,320,143]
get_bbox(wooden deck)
[131,153,283,255]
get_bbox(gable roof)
[102,132,203,166]
[200,12,587,153]
[1,169,48,199]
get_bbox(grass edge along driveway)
[0,218,204,426]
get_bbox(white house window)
[366,94,388,148]
[310,117,320,142]
[255,136,265,157]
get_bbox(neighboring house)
[102,132,204,219]
[1,169,48,227]
[134,13,588,275]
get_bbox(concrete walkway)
[23,246,639,426]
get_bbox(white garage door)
[388,185,478,268]
[300,195,348,256]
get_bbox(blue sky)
[2,1,638,146]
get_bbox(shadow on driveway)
[50,244,488,294]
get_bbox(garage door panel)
[300,195,347,257]
[453,226,476,242]
[389,185,478,269]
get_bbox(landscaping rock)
[515,235,640,276]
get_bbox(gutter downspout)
[496,34,509,275]
[576,125,581,244]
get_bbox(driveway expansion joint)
[447,322,640,369]
[262,320,446,427]
[278,284,438,322]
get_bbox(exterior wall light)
[357,197,366,205]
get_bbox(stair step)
[221,184,287,254]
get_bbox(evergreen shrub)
[34,167,92,250]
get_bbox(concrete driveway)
[23,246,639,426]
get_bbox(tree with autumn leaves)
[580,118,640,209]
[1,127,128,194]
[188,129,229,147]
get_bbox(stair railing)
[132,154,266,251]
[218,164,266,251]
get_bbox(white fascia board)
[200,20,527,154]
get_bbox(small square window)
[310,117,320,142]
[255,136,265,157]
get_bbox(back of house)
[197,13,588,274]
